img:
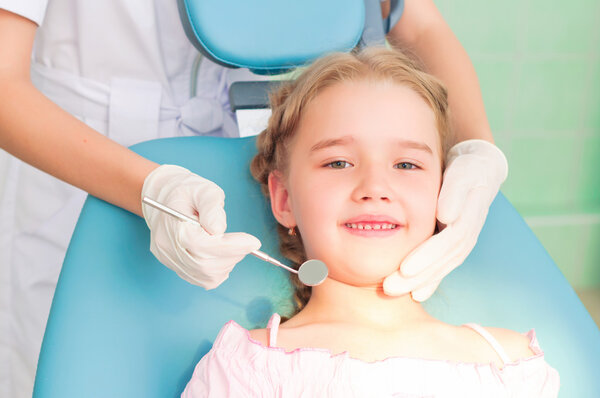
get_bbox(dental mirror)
[297,259,328,286]
[142,197,328,286]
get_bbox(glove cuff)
[446,139,508,182]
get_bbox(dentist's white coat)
[0,1,255,397]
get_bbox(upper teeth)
[345,223,397,230]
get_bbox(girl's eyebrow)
[310,135,354,152]
[396,139,433,155]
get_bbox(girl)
[182,49,559,397]
[185,47,559,396]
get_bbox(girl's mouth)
[344,223,399,230]
[342,216,404,237]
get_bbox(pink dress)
[182,314,559,397]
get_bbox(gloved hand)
[383,139,508,301]
[142,165,261,289]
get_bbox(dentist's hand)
[383,140,508,301]
[142,165,261,289]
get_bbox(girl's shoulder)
[481,326,538,361]
[415,321,540,370]
[248,327,269,346]
[248,312,283,347]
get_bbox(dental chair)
[33,1,600,397]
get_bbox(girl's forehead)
[291,80,442,155]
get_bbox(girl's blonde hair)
[250,47,452,313]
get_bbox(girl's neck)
[290,276,435,331]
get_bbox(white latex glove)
[142,165,261,289]
[383,139,508,301]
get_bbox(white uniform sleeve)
[0,0,48,26]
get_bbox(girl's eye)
[326,160,351,169]
[394,162,418,170]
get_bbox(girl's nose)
[351,164,393,202]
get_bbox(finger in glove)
[410,279,442,302]
[178,222,262,259]
[176,254,247,289]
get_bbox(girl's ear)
[268,171,296,227]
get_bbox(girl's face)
[269,80,443,288]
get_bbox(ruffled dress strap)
[463,323,511,365]
[266,313,281,347]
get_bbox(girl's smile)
[342,215,404,237]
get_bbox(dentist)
[0,1,507,398]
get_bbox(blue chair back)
[33,137,600,397]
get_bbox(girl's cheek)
[413,184,440,230]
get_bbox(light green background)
[436,0,600,288]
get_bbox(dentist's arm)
[382,0,508,300]
[0,9,156,216]
[0,9,259,287]
[386,0,493,144]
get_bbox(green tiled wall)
[437,0,600,288]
